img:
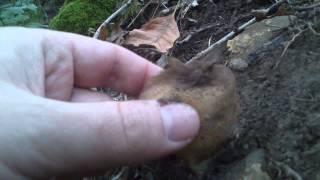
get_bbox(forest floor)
[113,1,320,180]
[18,0,319,179]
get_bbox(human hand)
[0,27,199,179]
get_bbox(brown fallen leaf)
[125,14,180,53]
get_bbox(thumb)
[40,100,200,176]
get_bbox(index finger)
[44,29,162,96]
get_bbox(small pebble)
[229,58,249,71]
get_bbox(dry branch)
[280,28,306,57]
[127,1,153,29]
[308,22,320,36]
[274,27,307,68]
[177,24,219,45]
[94,0,133,39]
[187,0,287,64]
[292,2,320,11]
[187,18,256,64]
[273,161,303,180]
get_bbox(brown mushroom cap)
[140,57,240,167]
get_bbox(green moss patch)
[49,0,117,35]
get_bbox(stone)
[229,58,248,71]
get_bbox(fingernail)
[160,103,200,142]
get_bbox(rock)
[229,58,248,71]
[227,16,295,65]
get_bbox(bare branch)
[187,0,287,64]
[273,161,303,180]
[292,2,320,11]
[274,28,307,68]
[94,0,133,39]
[308,22,320,36]
[177,24,219,45]
[127,1,153,29]
[187,18,257,64]
[280,28,306,57]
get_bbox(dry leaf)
[125,14,180,53]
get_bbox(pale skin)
[0,27,200,179]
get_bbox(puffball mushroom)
[140,57,240,174]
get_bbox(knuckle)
[118,103,145,151]
[117,102,162,154]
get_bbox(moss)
[49,0,117,35]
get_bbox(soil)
[120,0,320,179]
[231,31,320,179]
[171,0,263,62]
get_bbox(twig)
[187,0,287,64]
[208,33,214,47]
[252,0,289,20]
[280,28,306,57]
[111,167,127,180]
[127,1,152,29]
[174,0,182,16]
[273,161,303,180]
[180,2,192,18]
[187,18,257,64]
[274,28,307,68]
[292,2,320,11]
[177,24,219,45]
[160,5,177,15]
[292,97,318,102]
[308,22,320,36]
[94,0,133,39]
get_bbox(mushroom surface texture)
[140,57,240,173]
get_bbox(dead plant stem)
[187,0,287,64]
[94,0,133,39]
